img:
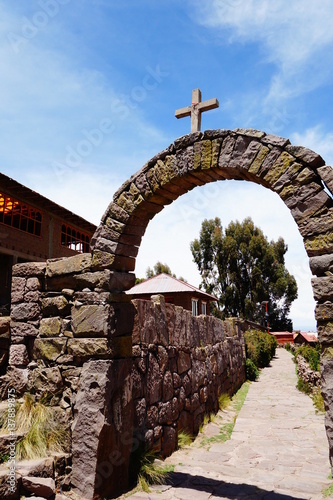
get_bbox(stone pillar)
[71,358,133,500]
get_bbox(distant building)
[270,331,295,346]
[126,273,217,316]
[0,172,96,313]
[293,331,318,346]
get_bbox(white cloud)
[291,126,333,166]
[136,180,316,331]
[192,0,333,107]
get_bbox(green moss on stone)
[263,151,296,186]
[33,338,67,361]
[201,140,212,170]
[39,318,62,337]
[305,233,333,254]
[212,139,222,169]
[248,146,270,175]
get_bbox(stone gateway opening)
[5,128,333,499]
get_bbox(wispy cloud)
[291,126,333,166]
[192,0,333,109]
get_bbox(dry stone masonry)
[2,128,333,499]
[131,295,246,458]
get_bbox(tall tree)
[190,217,298,331]
[146,261,175,279]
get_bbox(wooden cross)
[175,88,219,133]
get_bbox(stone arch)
[90,127,333,456]
[65,127,333,499]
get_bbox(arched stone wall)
[90,128,333,467]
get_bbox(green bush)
[296,345,320,372]
[285,341,291,352]
[246,358,259,381]
[245,329,278,369]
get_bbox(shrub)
[285,341,291,352]
[296,345,320,372]
[245,329,277,369]
[297,378,311,395]
[246,358,259,381]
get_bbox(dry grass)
[0,393,68,461]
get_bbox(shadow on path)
[166,471,305,499]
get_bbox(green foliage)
[312,388,325,413]
[190,217,298,330]
[246,358,259,381]
[296,345,320,372]
[297,378,311,395]
[0,394,68,461]
[323,482,333,497]
[285,341,292,352]
[245,329,277,369]
[0,453,9,464]
[146,261,175,278]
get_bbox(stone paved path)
[122,349,332,500]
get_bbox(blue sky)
[1,1,333,331]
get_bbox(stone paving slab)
[121,349,332,499]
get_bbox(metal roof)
[126,273,217,301]
[0,171,97,233]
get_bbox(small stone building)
[0,172,96,313]
[126,273,217,315]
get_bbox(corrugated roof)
[126,273,217,301]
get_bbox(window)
[0,193,42,237]
[201,302,207,315]
[191,298,198,316]
[61,224,90,253]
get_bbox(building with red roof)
[126,273,217,316]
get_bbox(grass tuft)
[177,431,193,448]
[134,449,174,493]
[0,393,68,461]
[218,393,231,411]
[312,388,325,413]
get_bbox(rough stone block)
[305,232,333,256]
[32,338,67,362]
[28,366,63,399]
[11,277,25,303]
[177,351,191,374]
[310,253,333,276]
[12,261,46,278]
[9,344,29,366]
[0,317,10,334]
[312,276,333,302]
[291,190,330,223]
[67,338,111,359]
[285,144,324,167]
[46,254,92,278]
[41,296,70,317]
[10,321,39,339]
[71,359,133,500]
[39,317,63,337]
[71,304,112,337]
[316,302,333,321]
[11,302,40,321]
[22,476,55,498]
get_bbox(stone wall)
[2,253,136,500]
[131,295,246,458]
